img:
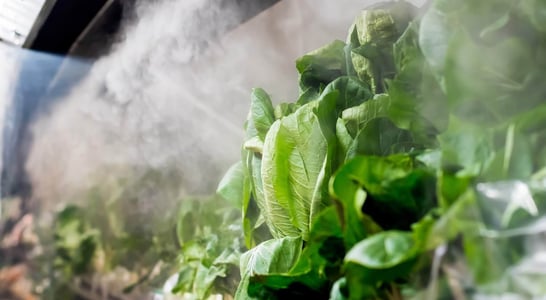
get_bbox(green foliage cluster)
[44,169,183,298]
[192,0,546,299]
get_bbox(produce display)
[10,0,546,299]
[174,0,546,298]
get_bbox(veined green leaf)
[260,91,339,240]
[235,237,303,299]
[240,237,302,276]
[248,88,276,142]
[260,120,302,239]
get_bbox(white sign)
[0,0,45,46]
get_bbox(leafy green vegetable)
[322,76,373,111]
[235,236,303,299]
[349,1,417,93]
[259,92,339,240]
[213,0,546,298]
[173,196,244,298]
[236,207,343,299]
[296,40,347,99]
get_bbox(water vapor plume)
[24,0,262,209]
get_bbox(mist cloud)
[25,0,251,206]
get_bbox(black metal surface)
[25,0,110,55]
[26,0,280,57]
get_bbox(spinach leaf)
[296,40,347,97]
[322,76,373,112]
[218,0,546,298]
[349,1,417,93]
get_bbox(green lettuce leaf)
[260,93,338,240]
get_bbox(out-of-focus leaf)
[54,205,99,276]
[444,34,541,125]
[331,155,435,242]
[438,116,495,177]
[390,21,448,139]
[174,196,244,298]
[521,0,546,32]
[217,161,246,207]
[330,277,349,300]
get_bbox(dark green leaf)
[347,117,417,158]
[235,237,303,299]
[322,76,373,113]
[349,2,416,93]
[296,40,347,94]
